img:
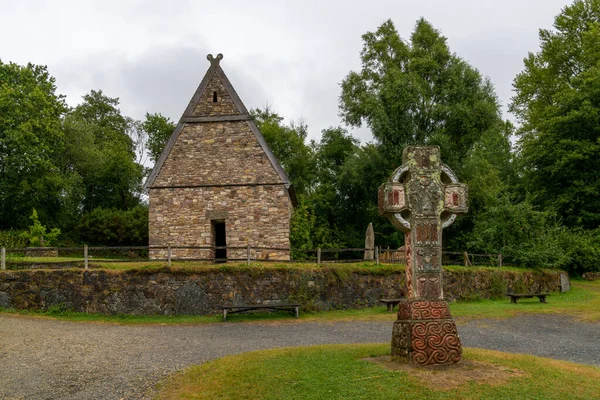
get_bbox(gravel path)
[0,314,598,399]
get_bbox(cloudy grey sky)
[1,0,568,143]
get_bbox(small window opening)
[213,91,218,102]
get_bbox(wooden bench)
[221,303,300,321]
[506,293,549,304]
[379,298,405,312]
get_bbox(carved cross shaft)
[378,146,468,300]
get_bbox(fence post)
[317,248,321,266]
[84,245,89,270]
[498,253,503,268]
[1,247,5,270]
[375,246,379,265]
[247,245,250,266]
[463,251,471,267]
[167,245,172,267]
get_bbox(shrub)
[468,197,600,275]
[552,228,600,276]
[76,205,148,246]
[20,209,61,247]
[0,229,27,248]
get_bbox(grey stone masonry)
[146,54,293,261]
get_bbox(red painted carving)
[418,225,425,243]
[405,233,413,299]
[415,221,439,245]
[411,301,451,319]
[411,321,462,365]
[430,222,438,243]
[452,192,459,206]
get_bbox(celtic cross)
[378,146,467,365]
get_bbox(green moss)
[488,272,508,299]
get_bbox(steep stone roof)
[144,54,292,194]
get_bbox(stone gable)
[153,121,282,187]
[192,74,238,117]
[146,54,292,261]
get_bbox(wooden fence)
[0,245,507,270]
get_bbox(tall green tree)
[340,18,502,170]
[338,19,509,250]
[0,60,69,228]
[251,106,316,197]
[308,127,361,247]
[143,112,175,164]
[510,0,600,229]
[445,120,516,249]
[64,90,144,212]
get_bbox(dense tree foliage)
[338,18,512,250]
[340,18,501,170]
[76,205,149,246]
[251,107,316,197]
[64,90,144,213]
[511,0,600,229]
[0,62,149,244]
[249,13,600,277]
[144,112,176,164]
[0,61,68,228]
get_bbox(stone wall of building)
[0,267,566,315]
[153,121,282,187]
[149,119,292,261]
[149,185,291,260]
[147,57,293,262]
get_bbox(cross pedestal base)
[391,300,462,365]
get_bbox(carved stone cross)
[378,146,467,365]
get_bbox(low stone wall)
[23,247,59,257]
[0,267,566,315]
[582,272,600,281]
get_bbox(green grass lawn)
[451,280,600,322]
[154,344,600,400]
[4,258,529,273]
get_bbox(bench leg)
[387,303,394,312]
[294,306,299,319]
[511,297,517,304]
[223,309,227,322]
[538,296,547,303]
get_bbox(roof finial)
[207,53,223,66]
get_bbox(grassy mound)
[155,344,600,400]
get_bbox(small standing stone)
[364,223,375,261]
[560,273,570,293]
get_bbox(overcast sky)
[1,0,569,143]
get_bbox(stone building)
[145,54,295,261]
